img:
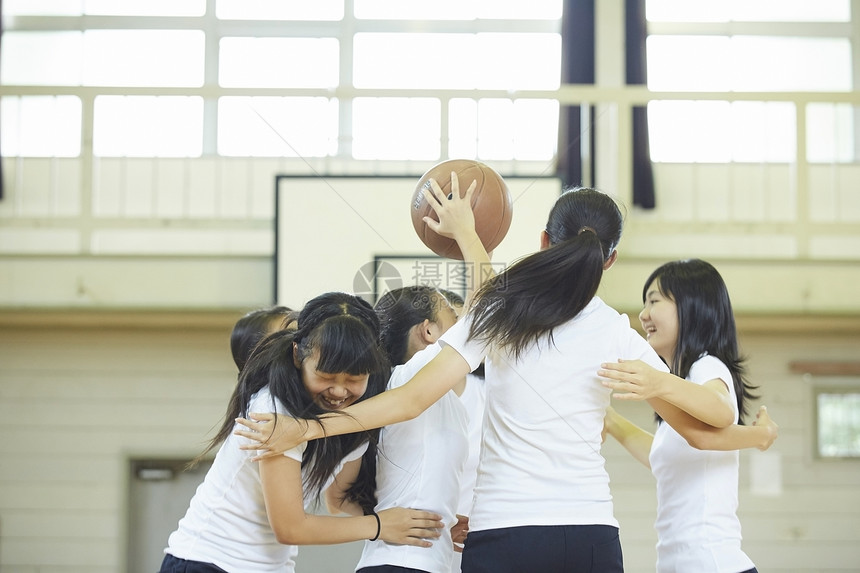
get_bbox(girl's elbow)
[707,402,735,429]
[714,410,735,429]
[271,523,304,545]
[274,530,303,546]
[684,432,714,450]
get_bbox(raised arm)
[422,171,494,304]
[236,345,473,458]
[599,359,735,428]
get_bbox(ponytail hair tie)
[578,226,596,236]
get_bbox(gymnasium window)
[0,0,562,163]
[0,96,81,157]
[646,0,856,164]
[0,0,856,164]
[816,388,860,459]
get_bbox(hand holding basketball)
[422,172,478,242]
[411,159,513,260]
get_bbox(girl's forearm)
[273,513,378,545]
[317,346,472,438]
[649,398,772,451]
[604,408,653,468]
[655,372,735,428]
[687,423,772,451]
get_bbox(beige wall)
[1,312,858,572]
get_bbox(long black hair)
[201,292,389,504]
[229,306,298,372]
[468,187,624,358]
[643,259,758,424]
[375,285,446,365]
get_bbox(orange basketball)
[410,159,513,260]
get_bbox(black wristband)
[369,511,381,541]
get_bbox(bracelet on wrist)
[369,511,381,541]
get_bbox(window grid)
[815,387,860,459]
[0,4,857,164]
[0,8,562,164]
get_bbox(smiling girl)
[600,259,777,573]
[159,292,443,573]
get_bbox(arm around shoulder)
[649,400,778,451]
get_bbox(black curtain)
[558,0,655,209]
[625,0,655,208]
[558,0,595,191]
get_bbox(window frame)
[813,383,860,460]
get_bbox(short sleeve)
[439,314,489,371]
[688,354,732,391]
[247,387,307,462]
[342,441,369,463]
[282,443,306,463]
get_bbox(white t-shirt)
[649,354,755,573]
[165,387,368,573]
[356,343,470,573]
[441,297,667,533]
[456,372,486,517]
[452,372,486,572]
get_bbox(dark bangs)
[302,314,388,376]
[644,259,737,376]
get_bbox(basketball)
[410,159,513,260]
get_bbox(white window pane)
[83,30,205,87]
[476,0,562,20]
[728,0,849,22]
[647,0,730,22]
[511,99,559,161]
[355,34,475,88]
[476,34,561,90]
[4,0,82,15]
[94,96,203,157]
[449,99,479,159]
[648,101,732,163]
[647,36,732,91]
[647,0,849,22]
[817,392,860,458]
[1,96,81,157]
[468,98,559,162]
[217,0,343,20]
[352,98,440,160]
[355,0,478,20]
[355,0,562,20]
[477,100,514,160]
[218,97,338,157]
[355,33,559,90]
[219,38,339,88]
[1,32,83,86]
[807,104,856,163]
[649,36,851,93]
[730,102,796,162]
[84,0,205,16]
[730,37,852,92]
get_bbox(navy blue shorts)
[159,553,227,573]
[461,524,623,573]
